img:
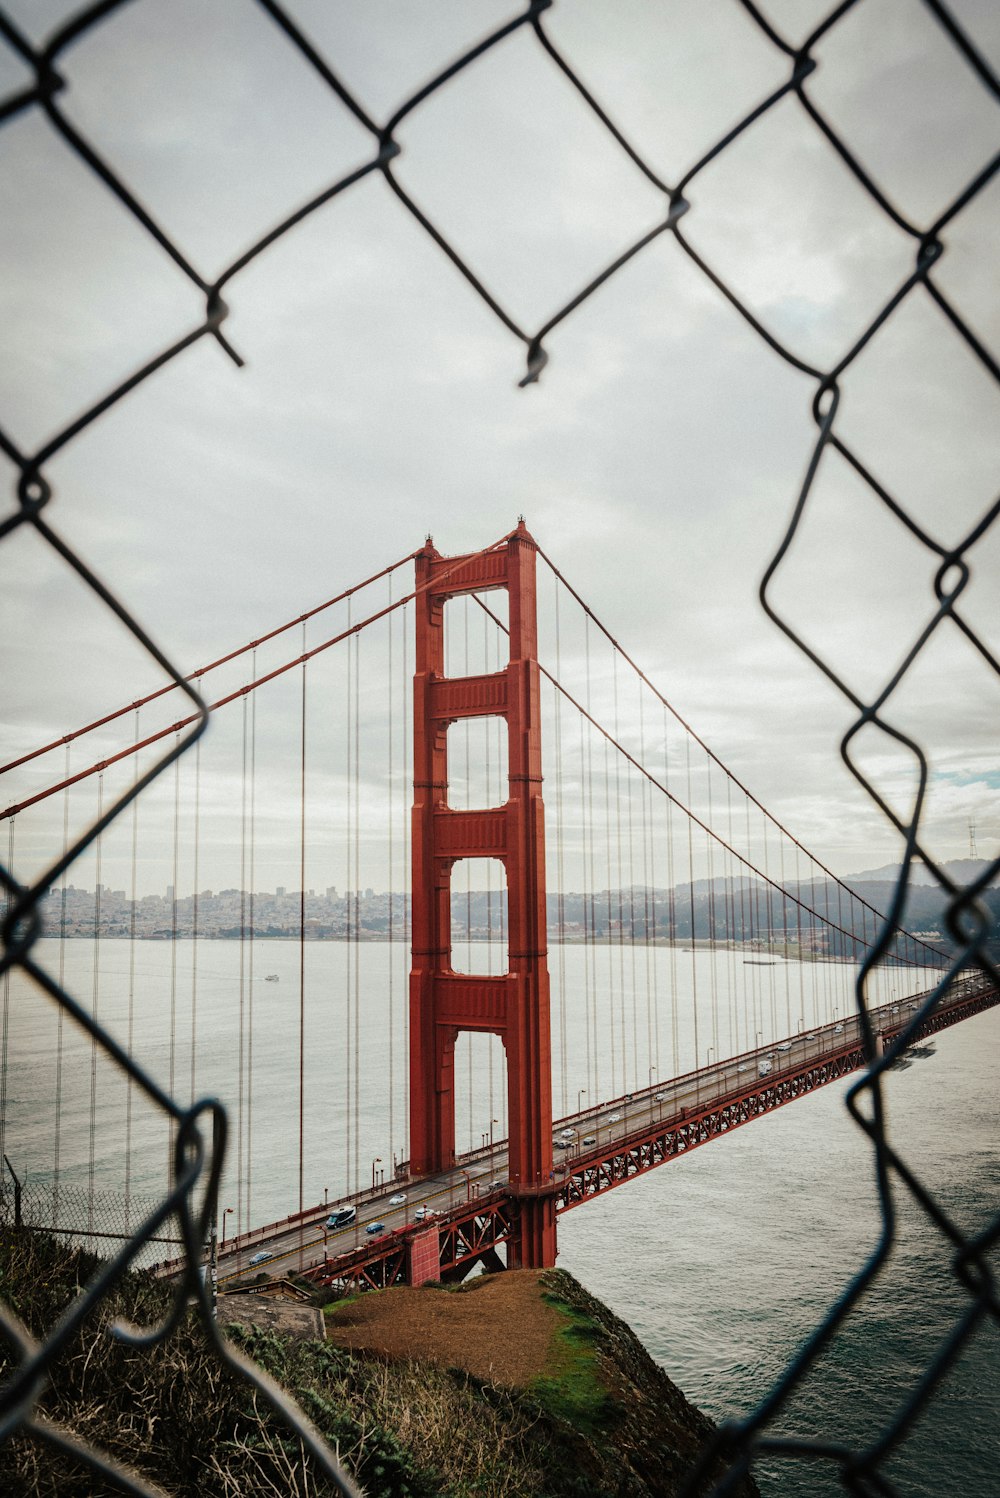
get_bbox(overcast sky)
[2,0,999,894]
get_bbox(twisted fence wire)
[0,1,997,1493]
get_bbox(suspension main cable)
[2,535,520,824]
[0,549,425,779]
[470,592,948,968]
[532,545,935,938]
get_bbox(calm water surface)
[558,1008,1000,1496]
[4,940,996,1494]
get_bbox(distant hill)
[845,859,998,889]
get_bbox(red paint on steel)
[554,982,1000,1214]
[407,1226,443,1287]
[409,523,556,1268]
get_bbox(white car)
[248,1250,272,1266]
[609,1112,621,1122]
[414,1205,435,1220]
[388,1193,407,1206]
[777,1042,792,1052]
[559,1127,577,1139]
[654,1093,665,1101]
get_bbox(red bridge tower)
[409,523,556,1269]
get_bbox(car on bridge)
[326,1206,356,1228]
[248,1250,272,1266]
[414,1205,436,1220]
[365,1221,386,1235]
[582,1136,596,1146]
[388,1192,407,1206]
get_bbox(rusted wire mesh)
[1,2,998,1494]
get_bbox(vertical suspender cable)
[580,704,593,1104]
[55,749,71,1222]
[190,696,202,1102]
[168,745,180,1176]
[299,624,308,1227]
[684,736,698,1078]
[794,840,807,1028]
[89,772,104,1232]
[779,831,792,1035]
[603,734,617,1095]
[585,618,598,1104]
[0,819,14,1173]
[352,627,361,1196]
[387,575,395,1158]
[238,695,248,1231]
[465,603,473,1149]
[705,752,720,1065]
[638,676,654,1089]
[125,713,140,1229]
[485,601,498,1135]
[402,601,410,1158]
[611,652,627,1091]
[553,575,567,1118]
[761,808,776,1039]
[246,653,257,1230]
[345,599,353,1194]
[726,778,740,1055]
[664,703,678,1080]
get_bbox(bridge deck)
[173,977,997,1294]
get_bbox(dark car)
[326,1206,357,1229]
[365,1221,385,1236]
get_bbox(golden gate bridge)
[2,525,994,1293]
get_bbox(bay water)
[3,937,996,1494]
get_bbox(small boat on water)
[744,959,776,966]
[264,974,279,983]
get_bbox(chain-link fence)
[2,2,998,1494]
[0,1174,181,1271]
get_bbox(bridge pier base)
[510,1195,557,1270]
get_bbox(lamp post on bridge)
[577,1088,586,1117]
[490,1117,498,1152]
[221,1206,234,1245]
[371,1157,382,1192]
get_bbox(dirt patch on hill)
[324,1269,560,1387]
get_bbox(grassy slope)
[0,1232,755,1497]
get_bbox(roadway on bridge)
[214,996,927,1285]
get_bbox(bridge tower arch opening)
[409,522,557,1269]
